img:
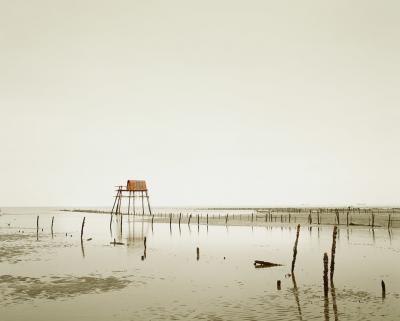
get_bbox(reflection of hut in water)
[111,180,152,216]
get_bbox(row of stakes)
[147,211,395,229]
[32,215,388,300]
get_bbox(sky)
[1,0,400,207]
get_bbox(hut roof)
[126,180,147,191]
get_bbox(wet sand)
[0,207,399,320]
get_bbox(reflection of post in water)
[330,280,339,321]
[81,240,85,258]
[292,273,303,321]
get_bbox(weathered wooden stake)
[225,214,228,225]
[197,214,199,227]
[179,213,182,226]
[188,214,192,226]
[144,236,147,249]
[36,216,39,240]
[169,214,172,227]
[51,216,54,237]
[81,217,86,242]
[196,247,199,261]
[330,226,338,281]
[207,214,209,226]
[277,280,281,290]
[323,252,329,297]
[291,224,300,273]
[382,280,386,299]
[388,214,391,229]
[371,213,375,229]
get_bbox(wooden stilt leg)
[141,191,145,216]
[146,191,152,215]
[133,191,136,216]
[127,191,131,216]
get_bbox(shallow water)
[0,208,399,320]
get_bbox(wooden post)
[197,214,199,227]
[291,224,300,273]
[388,214,391,229]
[206,214,208,226]
[323,252,329,297]
[51,216,54,237]
[179,213,181,226]
[225,214,228,225]
[277,280,281,290]
[371,212,375,229]
[335,209,340,225]
[81,217,86,242]
[346,210,349,226]
[196,247,199,261]
[330,226,338,281]
[36,216,39,240]
[188,214,192,226]
[382,280,386,299]
[169,214,172,228]
[144,236,147,250]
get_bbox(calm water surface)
[0,208,399,320]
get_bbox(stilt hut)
[111,180,152,216]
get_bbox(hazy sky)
[1,1,399,207]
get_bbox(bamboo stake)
[51,216,54,237]
[323,252,329,297]
[291,224,300,273]
[330,226,338,281]
[81,217,85,242]
[382,280,386,299]
[36,216,39,240]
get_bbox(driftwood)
[110,239,124,246]
[254,260,282,268]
